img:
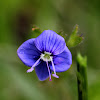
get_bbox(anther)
[46,60,52,81]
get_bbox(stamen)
[27,57,41,73]
[46,60,52,81]
[51,58,59,78]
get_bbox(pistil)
[46,60,52,81]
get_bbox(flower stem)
[77,53,88,100]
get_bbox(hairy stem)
[77,53,88,100]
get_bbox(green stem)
[77,53,88,100]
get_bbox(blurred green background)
[0,0,100,100]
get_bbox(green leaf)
[67,24,83,47]
[30,25,42,38]
[77,53,87,67]
[58,30,67,38]
[32,25,42,34]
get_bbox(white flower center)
[41,51,52,62]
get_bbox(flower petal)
[50,46,72,72]
[35,61,52,81]
[17,38,41,67]
[34,30,66,55]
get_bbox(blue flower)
[17,30,72,81]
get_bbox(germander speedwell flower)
[17,30,72,81]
